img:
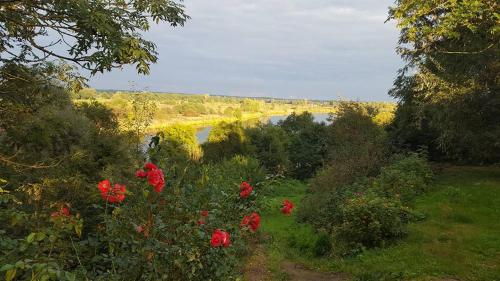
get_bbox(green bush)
[373,153,433,202]
[298,103,389,225]
[335,192,408,253]
[201,156,266,191]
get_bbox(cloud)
[88,0,402,101]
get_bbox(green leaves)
[388,0,500,163]
[0,0,190,74]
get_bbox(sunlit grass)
[259,166,500,280]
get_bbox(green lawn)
[258,166,500,281]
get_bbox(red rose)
[211,229,231,248]
[136,163,166,193]
[281,199,294,215]
[98,180,126,203]
[200,210,209,217]
[144,162,158,171]
[239,181,253,198]
[51,206,71,218]
[135,170,147,178]
[60,207,70,217]
[98,179,111,194]
[147,168,165,193]
[241,212,260,232]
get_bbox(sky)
[88,0,403,101]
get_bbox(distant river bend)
[142,113,330,150]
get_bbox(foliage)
[175,103,208,117]
[0,157,263,280]
[373,153,433,202]
[246,124,290,175]
[124,95,157,147]
[257,166,500,280]
[388,0,500,163]
[150,124,200,161]
[335,191,408,254]
[0,0,189,75]
[202,121,253,163]
[201,156,266,192]
[326,102,389,176]
[279,112,328,179]
[300,154,432,255]
[0,63,138,229]
[299,103,389,224]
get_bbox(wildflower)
[211,229,231,248]
[200,210,209,217]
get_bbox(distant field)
[72,89,395,132]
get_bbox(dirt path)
[243,245,273,281]
[280,262,348,281]
[244,246,348,281]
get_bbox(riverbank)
[147,109,335,133]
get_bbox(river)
[142,113,331,150]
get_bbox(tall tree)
[388,0,500,163]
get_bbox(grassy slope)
[259,166,500,280]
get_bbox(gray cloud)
[88,0,403,101]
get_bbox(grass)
[258,166,500,280]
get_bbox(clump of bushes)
[302,153,432,255]
[296,102,433,255]
[335,191,408,253]
[373,153,433,202]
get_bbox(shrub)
[0,159,263,281]
[335,192,408,253]
[373,153,433,202]
[298,102,390,230]
[201,156,266,192]
[298,174,372,228]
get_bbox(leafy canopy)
[0,0,189,74]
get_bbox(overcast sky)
[88,0,403,101]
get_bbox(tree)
[246,124,290,175]
[388,0,500,163]
[125,94,157,148]
[0,0,189,75]
[279,112,328,179]
[202,121,252,162]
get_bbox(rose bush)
[0,156,268,280]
